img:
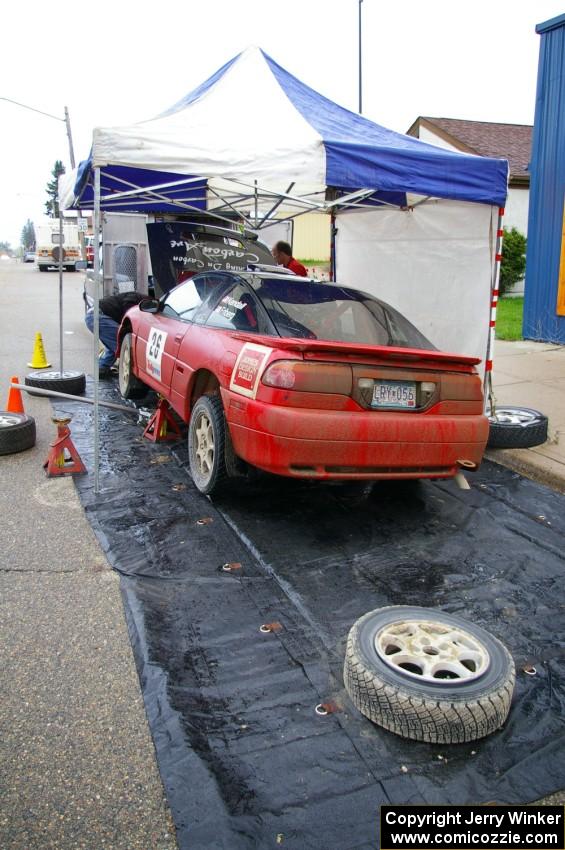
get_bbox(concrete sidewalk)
[486,339,565,493]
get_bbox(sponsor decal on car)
[146,329,168,380]
[230,343,272,399]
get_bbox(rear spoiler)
[231,333,482,368]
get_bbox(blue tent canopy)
[61,47,508,214]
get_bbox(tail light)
[262,361,352,394]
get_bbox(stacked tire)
[0,412,36,455]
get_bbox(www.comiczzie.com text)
[380,805,564,849]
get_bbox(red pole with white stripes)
[484,207,505,411]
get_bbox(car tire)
[118,333,147,399]
[39,266,47,273]
[343,605,515,744]
[188,394,228,496]
[25,370,86,397]
[0,412,36,455]
[52,246,66,264]
[487,406,548,449]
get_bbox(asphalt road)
[0,260,177,849]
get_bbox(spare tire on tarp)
[344,605,515,744]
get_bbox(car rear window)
[250,279,436,349]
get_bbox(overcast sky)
[1,0,562,248]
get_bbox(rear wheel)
[118,333,147,399]
[188,395,228,495]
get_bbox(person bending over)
[85,291,145,378]
[271,241,308,276]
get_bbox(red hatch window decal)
[230,344,273,399]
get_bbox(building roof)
[406,117,532,184]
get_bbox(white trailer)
[83,212,151,309]
[36,219,81,272]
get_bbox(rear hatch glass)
[250,278,437,350]
[147,222,273,296]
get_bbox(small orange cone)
[6,376,24,414]
[28,332,51,368]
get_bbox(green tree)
[21,219,36,251]
[499,227,527,297]
[0,241,12,255]
[45,160,65,217]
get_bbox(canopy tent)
[60,46,507,221]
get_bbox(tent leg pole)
[484,206,505,413]
[330,211,337,282]
[93,167,101,494]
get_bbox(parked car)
[23,251,36,263]
[117,270,489,494]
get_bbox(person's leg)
[85,308,120,368]
[97,313,121,367]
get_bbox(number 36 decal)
[146,329,168,380]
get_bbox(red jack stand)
[43,416,87,477]
[143,398,182,443]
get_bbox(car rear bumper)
[224,392,489,480]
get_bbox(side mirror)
[139,298,160,314]
[75,260,88,270]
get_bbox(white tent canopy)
[60,46,507,220]
[60,45,507,363]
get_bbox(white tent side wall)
[334,200,497,369]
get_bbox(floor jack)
[143,398,182,443]
[43,416,86,477]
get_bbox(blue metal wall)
[523,13,565,343]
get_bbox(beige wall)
[293,212,331,261]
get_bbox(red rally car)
[117,269,489,495]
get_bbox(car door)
[168,274,237,409]
[137,278,214,392]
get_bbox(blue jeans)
[85,308,120,368]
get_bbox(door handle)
[175,334,184,343]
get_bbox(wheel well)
[118,320,132,349]
[189,370,220,412]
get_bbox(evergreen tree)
[499,227,527,297]
[21,219,36,251]
[45,160,66,217]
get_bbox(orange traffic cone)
[28,332,51,368]
[6,376,24,414]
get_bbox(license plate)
[372,381,417,409]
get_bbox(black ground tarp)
[55,382,565,849]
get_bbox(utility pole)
[64,106,76,169]
[0,97,75,169]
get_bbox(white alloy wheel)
[344,606,515,744]
[375,618,490,684]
